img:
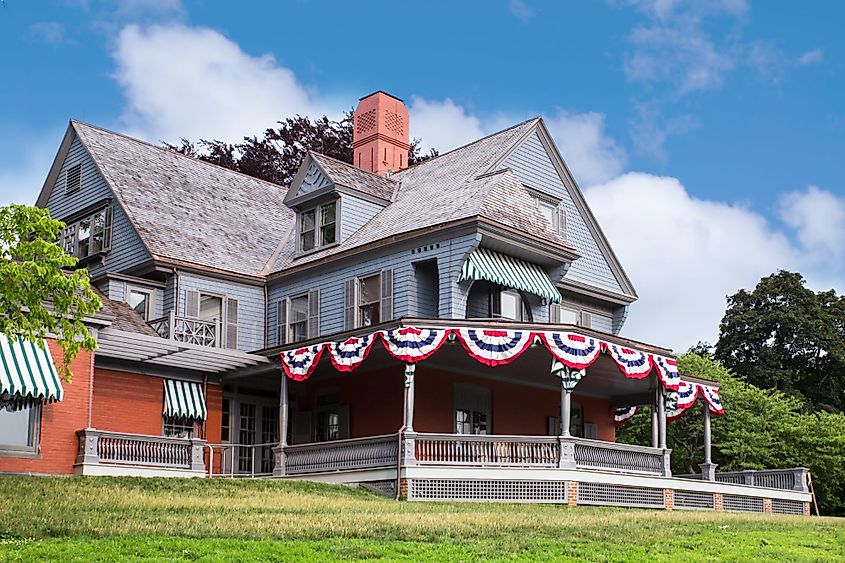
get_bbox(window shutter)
[549,302,561,324]
[584,422,598,440]
[547,416,561,436]
[337,404,350,440]
[557,207,567,237]
[225,298,239,350]
[490,286,502,318]
[103,206,114,251]
[580,311,593,329]
[185,290,200,318]
[380,268,393,322]
[308,289,320,339]
[277,298,289,345]
[344,278,357,330]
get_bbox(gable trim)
[36,123,76,209]
[284,153,334,205]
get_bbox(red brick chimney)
[353,91,409,175]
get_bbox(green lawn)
[0,477,842,562]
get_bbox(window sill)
[0,448,41,459]
[295,241,340,259]
[75,250,109,267]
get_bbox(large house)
[0,91,810,515]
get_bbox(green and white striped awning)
[0,334,63,403]
[163,379,207,420]
[459,247,561,303]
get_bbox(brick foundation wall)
[664,488,674,510]
[567,481,578,506]
[714,493,723,511]
[0,341,93,475]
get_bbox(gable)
[297,161,333,197]
[41,131,152,279]
[503,130,634,298]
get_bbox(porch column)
[272,372,288,476]
[560,385,572,437]
[402,364,417,466]
[556,363,577,469]
[651,389,659,448]
[657,388,667,449]
[699,401,717,481]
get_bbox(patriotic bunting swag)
[327,334,377,372]
[380,327,450,363]
[614,406,638,426]
[540,332,602,370]
[454,329,534,367]
[276,325,725,417]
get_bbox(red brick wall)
[0,340,93,475]
[293,365,616,441]
[92,369,165,435]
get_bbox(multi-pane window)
[127,289,151,320]
[61,207,113,259]
[299,200,338,252]
[238,403,256,472]
[455,408,488,435]
[535,196,565,236]
[221,399,231,442]
[261,406,279,474]
[0,402,40,453]
[163,416,195,439]
[289,295,309,342]
[498,289,530,321]
[316,390,340,442]
[358,274,381,326]
[454,384,491,436]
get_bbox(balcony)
[148,311,220,347]
[75,429,206,477]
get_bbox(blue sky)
[1,0,843,350]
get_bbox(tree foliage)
[618,353,845,514]
[164,111,439,187]
[714,270,845,412]
[0,204,101,379]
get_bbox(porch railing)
[147,310,219,347]
[677,468,809,492]
[284,434,400,475]
[205,442,278,478]
[573,437,667,475]
[75,428,206,472]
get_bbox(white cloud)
[27,22,69,45]
[508,0,534,22]
[779,186,845,260]
[543,109,628,185]
[407,97,486,154]
[112,24,330,143]
[584,172,811,351]
[797,48,823,66]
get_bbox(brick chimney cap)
[358,90,404,103]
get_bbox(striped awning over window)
[0,334,64,403]
[459,247,561,303]
[163,379,207,420]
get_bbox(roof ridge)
[310,151,398,183]
[70,119,287,192]
[393,116,541,176]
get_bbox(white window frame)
[454,383,492,435]
[0,402,41,457]
[61,206,113,259]
[357,272,381,327]
[287,293,310,344]
[125,286,153,321]
[298,199,339,253]
[162,416,196,439]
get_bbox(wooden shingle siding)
[44,135,151,279]
[176,273,265,352]
[340,194,384,241]
[504,133,624,295]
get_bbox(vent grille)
[673,490,715,510]
[359,480,396,498]
[408,479,567,503]
[577,482,664,508]
[384,110,404,135]
[723,494,765,513]
[65,163,82,194]
[771,499,805,515]
[356,109,377,134]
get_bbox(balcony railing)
[677,468,809,492]
[284,434,400,475]
[76,429,206,473]
[148,310,220,347]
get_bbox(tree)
[617,353,845,515]
[164,111,439,187]
[0,204,101,379]
[714,270,845,412]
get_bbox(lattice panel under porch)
[673,490,715,510]
[359,480,396,498]
[577,482,665,508]
[722,494,765,513]
[408,479,568,503]
[771,498,805,515]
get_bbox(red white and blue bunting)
[652,355,681,390]
[603,343,653,379]
[379,327,450,363]
[552,360,586,391]
[666,380,725,421]
[540,332,602,370]
[454,328,534,367]
[614,406,638,426]
[327,334,377,372]
[281,344,324,381]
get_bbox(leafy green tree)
[0,204,101,379]
[165,112,439,187]
[715,270,845,412]
[618,353,845,514]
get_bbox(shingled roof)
[309,152,397,202]
[70,121,295,278]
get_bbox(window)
[221,399,231,442]
[199,294,223,322]
[535,196,565,236]
[127,289,151,321]
[163,416,195,439]
[316,390,340,442]
[238,402,256,472]
[498,289,530,321]
[260,406,279,474]
[547,403,584,437]
[299,200,338,252]
[358,274,381,326]
[289,295,309,342]
[65,163,82,194]
[61,207,113,259]
[0,401,40,454]
[454,384,491,435]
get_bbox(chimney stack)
[352,91,409,175]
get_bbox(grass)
[0,477,842,561]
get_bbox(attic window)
[536,198,566,238]
[65,163,82,194]
[299,200,338,252]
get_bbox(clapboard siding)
[340,194,384,241]
[590,313,614,333]
[411,260,439,318]
[176,273,265,352]
[267,233,480,344]
[505,133,624,295]
[44,134,151,279]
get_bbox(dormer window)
[299,200,338,252]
